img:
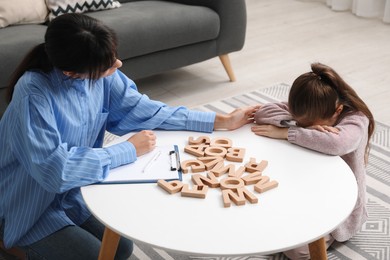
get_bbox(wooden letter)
[222,187,258,207]
[245,158,268,173]
[226,147,246,163]
[188,136,210,145]
[254,176,279,193]
[210,160,224,172]
[210,137,232,148]
[184,144,208,157]
[180,159,205,174]
[181,184,208,199]
[192,172,220,188]
[157,180,184,194]
[241,171,263,185]
[204,146,227,157]
[219,177,245,191]
[197,156,224,170]
[227,165,246,178]
[210,163,236,177]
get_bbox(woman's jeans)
[0,215,133,260]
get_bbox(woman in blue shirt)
[0,13,258,260]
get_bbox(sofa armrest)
[165,0,247,54]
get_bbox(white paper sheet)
[100,145,181,184]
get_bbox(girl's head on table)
[288,63,374,139]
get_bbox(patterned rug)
[1,83,389,260]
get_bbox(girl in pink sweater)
[252,63,375,260]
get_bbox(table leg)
[308,237,327,260]
[98,227,120,260]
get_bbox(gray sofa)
[0,0,247,119]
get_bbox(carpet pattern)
[1,83,388,260]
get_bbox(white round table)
[81,125,358,259]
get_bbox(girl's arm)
[251,101,369,156]
[254,102,293,127]
[251,102,292,139]
[288,112,369,156]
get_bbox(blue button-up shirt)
[0,69,215,248]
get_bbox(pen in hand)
[142,150,161,173]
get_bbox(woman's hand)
[214,105,261,130]
[127,130,156,156]
[251,125,288,139]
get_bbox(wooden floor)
[135,0,390,126]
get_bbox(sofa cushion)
[0,0,48,28]
[87,0,220,60]
[46,0,121,20]
[0,25,46,89]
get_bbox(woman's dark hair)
[7,13,118,101]
[289,62,375,161]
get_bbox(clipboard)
[99,145,182,184]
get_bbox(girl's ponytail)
[311,63,348,102]
[311,63,375,163]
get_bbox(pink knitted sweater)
[254,102,369,242]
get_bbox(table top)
[81,125,358,256]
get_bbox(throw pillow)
[0,0,48,28]
[46,0,121,20]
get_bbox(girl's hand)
[214,105,261,130]
[251,125,288,140]
[127,130,156,156]
[308,125,340,134]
